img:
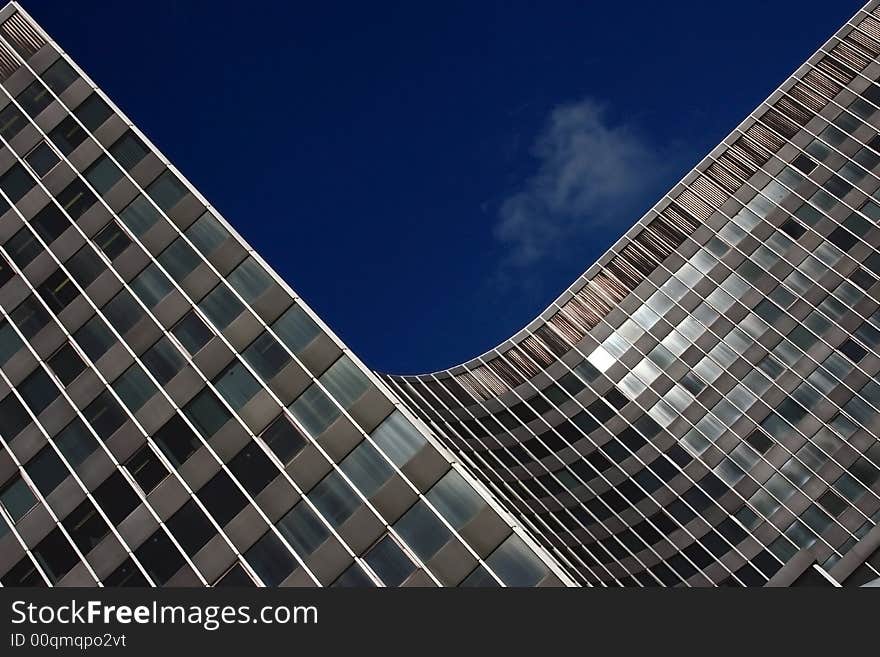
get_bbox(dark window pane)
[73,315,115,361]
[244,331,290,380]
[213,360,260,410]
[1,556,45,586]
[167,500,215,556]
[48,115,86,155]
[65,245,106,288]
[25,141,60,177]
[228,257,272,303]
[364,535,415,586]
[0,475,37,521]
[186,210,229,255]
[48,343,86,386]
[102,289,142,335]
[199,471,247,526]
[55,419,97,467]
[0,319,24,366]
[93,471,139,524]
[32,528,79,584]
[37,269,79,312]
[11,295,50,339]
[63,499,110,552]
[0,102,27,140]
[214,562,255,587]
[131,263,172,308]
[19,366,59,414]
[84,155,123,194]
[277,502,329,556]
[57,179,97,219]
[310,471,360,528]
[394,500,451,561]
[5,226,43,268]
[31,203,69,243]
[158,236,200,279]
[135,530,183,585]
[119,194,160,236]
[152,414,201,467]
[228,441,277,496]
[142,337,185,385]
[272,304,320,354]
[112,363,157,413]
[16,80,52,117]
[260,415,307,464]
[25,446,67,495]
[74,93,111,132]
[146,170,187,211]
[199,283,244,330]
[124,445,167,494]
[245,531,296,586]
[184,389,231,438]
[0,163,35,203]
[83,390,126,440]
[94,220,131,259]
[103,558,148,586]
[171,310,213,354]
[109,130,148,171]
[42,58,78,94]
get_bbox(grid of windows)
[0,5,559,589]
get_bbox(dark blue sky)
[24,0,865,373]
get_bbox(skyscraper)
[0,0,879,590]
[0,1,569,588]
[383,1,880,586]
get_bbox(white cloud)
[494,98,671,267]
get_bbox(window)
[24,141,60,177]
[11,295,50,339]
[461,565,500,587]
[394,500,451,561]
[184,388,231,438]
[19,366,60,414]
[340,440,393,498]
[167,500,215,556]
[485,534,549,586]
[364,535,416,586]
[16,80,52,118]
[426,470,485,530]
[31,203,69,243]
[198,471,247,526]
[260,415,307,464]
[124,445,168,494]
[243,331,290,380]
[42,57,78,94]
[199,284,245,330]
[371,411,426,466]
[277,502,329,556]
[32,528,79,584]
[214,562,256,587]
[84,154,123,194]
[0,163,35,203]
[213,360,261,410]
[171,310,213,355]
[119,194,160,236]
[228,441,278,496]
[94,221,131,259]
[48,115,86,155]
[74,315,115,361]
[186,210,228,255]
[0,474,37,521]
[112,363,157,412]
[228,257,272,303]
[142,337,186,385]
[57,179,97,219]
[5,226,43,267]
[0,102,27,140]
[55,419,97,467]
[74,93,112,132]
[109,130,148,171]
[146,170,187,211]
[37,269,78,312]
[332,563,376,587]
[131,263,173,308]
[0,319,23,366]
[271,304,321,354]
[153,414,201,467]
[158,236,200,279]
[63,499,109,552]
[102,290,143,335]
[320,355,370,409]
[84,390,126,440]
[245,531,297,586]
[310,471,360,528]
[65,245,106,288]
[1,556,44,586]
[103,558,148,586]
[289,384,340,437]
[0,253,12,287]
[93,471,139,524]
[135,530,184,585]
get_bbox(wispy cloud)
[493,98,675,268]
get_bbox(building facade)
[1,0,880,589]
[0,2,569,588]
[383,1,880,586]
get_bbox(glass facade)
[3,1,880,589]
[0,4,563,588]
